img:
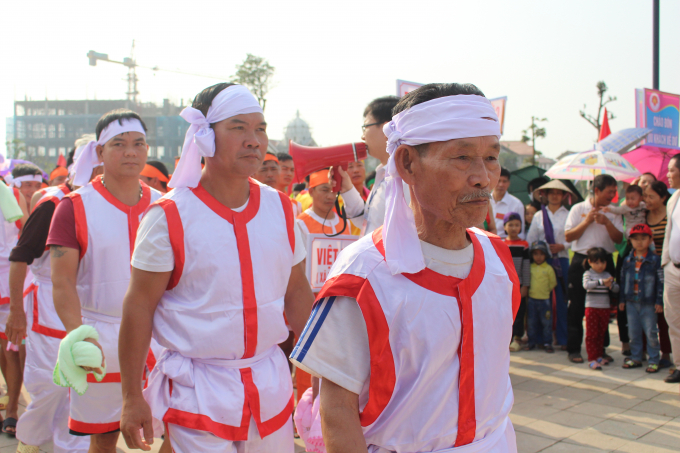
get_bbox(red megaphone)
[289,140,368,192]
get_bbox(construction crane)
[87,40,229,104]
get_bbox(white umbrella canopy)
[545,149,641,181]
[596,127,653,154]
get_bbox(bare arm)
[17,192,29,233]
[51,245,83,332]
[284,260,315,339]
[119,267,171,451]
[320,379,367,453]
[5,261,28,345]
[30,190,43,213]
[598,214,624,243]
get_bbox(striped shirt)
[504,238,531,287]
[647,215,667,257]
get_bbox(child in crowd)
[583,247,620,370]
[503,212,531,352]
[619,224,664,373]
[526,241,557,353]
[525,201,540,232]
[605,185,647,238]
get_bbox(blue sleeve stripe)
[291,296,336,363]
[291,298,325,359]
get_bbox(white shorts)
[166,416,294,453]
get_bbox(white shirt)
[291,240,474,394]
[564,198,624,254]
[669,196,680,263]
[526,205,571,258]
[132,199,307,272]
[491,192,526,239]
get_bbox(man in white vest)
[118,83,314,452]
[291,83,520,453]
[47,110,163,453]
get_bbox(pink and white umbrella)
[545,149,641,181]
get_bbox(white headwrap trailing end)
[169,85,263,189]
[382,94,501,275]
[6,174,42,188]
[70,119,146,187]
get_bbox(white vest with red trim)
[315,227,520,453]
[144,178,296,441]
[24,184,73,338]
[69,177,161,320]
[0,188,23,303]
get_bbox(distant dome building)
[268,111,317,154]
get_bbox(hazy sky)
[1,0,679,160]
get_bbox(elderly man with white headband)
[47,109,163,453]
[291,83,520,453]
[118,83,314,453]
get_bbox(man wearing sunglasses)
[336,96,400,236]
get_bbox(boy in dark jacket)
[619,224,664,373]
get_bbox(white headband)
[71,118,146,187]
[6,174,42,188]
[382,95,500,275]
[169,85,263,189]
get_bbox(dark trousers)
[567,252,615,354]
[615,243,632,344]
[512,297,527,338]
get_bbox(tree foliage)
[521,116,547,166]
[579,81,616,136]
[232,54,275,111]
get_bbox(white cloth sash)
[155,345,279,388]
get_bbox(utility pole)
[653,0,660,89]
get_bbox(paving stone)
[513,379,566,395]
[592,419,654,440]
[521,419,582,440]
[611,409,673,429]
[539,441,608,452]
[511,401,561,419]
[544,411,605,430]
[512,389,542,404]
[567,402,626,419]
[549,386,605,402]
[631,400,680,418]
[607,384,661,401]
[514,431,556,453]
[615,440,680,452]
[564,427,629,450]
[524,393,580,410]
[570,378,623,392]
[588,393,645,410]
[637,427,680,449]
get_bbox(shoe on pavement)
[509,340,521,352]
[665,369,680,383]
[17,442,41,453]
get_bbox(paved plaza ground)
[2,324,679,452]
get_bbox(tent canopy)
[509,165,584,205]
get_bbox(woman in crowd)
[646,180,673,369]
[527,180,573,349]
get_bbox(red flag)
[598,108,611,142]
[57,154,67,168]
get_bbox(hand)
[601,206,610,213]
[585,208,598,224]
[5,308,27,346]
[520,286,528,298]
[603,277,614,288]
[594,212,609,225]
[329,166,354,193]
[619,303,625,311]
[655,305,663,314]
[549,243,565,254]
[81,338,105,375]
[120,395,155,451]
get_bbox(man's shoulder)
[327,234,384,282]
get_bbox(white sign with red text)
[305,234,358,292]
[397,79,424,97]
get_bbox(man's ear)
[394,144,419,185]
[96,144,104,162]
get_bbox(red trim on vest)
[0,332,6,340]
[13,188,22,230]
[146,347,157,372]
[33,184,71,213]
[25,283,66,339]
[69,193,88,260]
[488,234,522,320]
[278,192,295,253]
[68,418,120,434]
[86,372,121,383]
[240,367,295,437]
[314,273,396,427]
[0,296,9,306]
[92,177,152,258]
[155,199,185,290]
[192,180,262,359]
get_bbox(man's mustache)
[459,190,492,203]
